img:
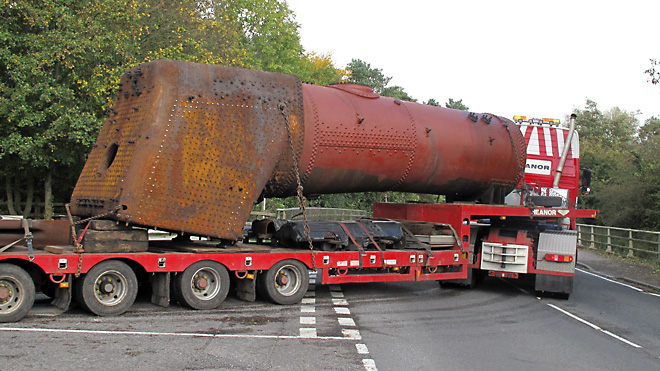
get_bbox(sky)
[286,0,659,125]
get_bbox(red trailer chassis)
[0,203,595,322]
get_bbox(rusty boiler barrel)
[266,82,526,202]
[71,60,525,241]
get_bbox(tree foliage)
[574,100,660,230]
[346,59,414,101]
[646,58,659,85]
[445,98,469,111]
[0,0,345,217]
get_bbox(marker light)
[513,115,561,126]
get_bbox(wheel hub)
[98,278,115,295]
[276,274,289,286]
[0,284,10,301]
[194,275,208,290]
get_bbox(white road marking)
[301,298,316,304]
[299,328,317,338]
[362,359,378,371]
[547,304,642,348]
[329,285,375,370]
[335,307,351,315]
[300,316,316,325]
[338,317,356,327]
[356,343,369,354]
[576,268,643,292]
[0,327,355,341]
[332,298,348,306]
[300,305,315,313]
[342,329,361,340]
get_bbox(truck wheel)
[260,259,309,305]
[175,261,230,310]
[77,260,137,316]
[0,264,35,323]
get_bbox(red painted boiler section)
[287,83,526,201]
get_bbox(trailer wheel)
[0,264,35,323]
[77,260,137,316]
[260,259,308,305]
[175,261,230,310]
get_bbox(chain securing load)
[279,102,315,268]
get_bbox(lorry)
[0,60,596,323]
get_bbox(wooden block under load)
[87,219,128,231]
[81,228,148,253]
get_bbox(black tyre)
[175,261,230,310]
[78,260,138,316]
[0,264,35,323]
[260,259,309,305]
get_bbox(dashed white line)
[547,303,642,348]
[329,285,376,371]
[332,298,348,306]
[335,307,351,315]
[300,305,315,313]
[300,282,317,339]
[341,328,362,340]
[300,316,316,325]
[338,317,356,327]
[299,328,317,338]
[356,343,369,354]
[362,358,378,371]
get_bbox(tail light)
[544,254,573,263]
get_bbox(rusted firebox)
[71,60,305,241]
[71,60,525,242]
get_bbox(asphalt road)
[345,270,660,370]
[0,270,658,370]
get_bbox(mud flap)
[51,275,72,311]
[535,274,573,295]
[236,273,257,302]
[151,272,170,307]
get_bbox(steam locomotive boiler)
[70,60,526,241]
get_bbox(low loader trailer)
[0,60,596,322]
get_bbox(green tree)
[646,58,659,85]
[634,116,660,229]
[0,0,251,217]
[208,0,303,74]
[445,98,469,111]
[575,99,637,146]
[295,52,348,86]
[138,0,246,66]
[346,59,415,100]
[346,59,390,92]
[573,100,644,228]
[0,0,146,217]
